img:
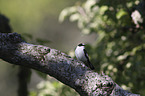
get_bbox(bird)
[75,43,95,70]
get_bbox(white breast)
[75,46,87,62]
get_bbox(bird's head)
[78,43,85,46]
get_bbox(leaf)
[84,0,97,12]
[117,52,129,61]
[21,33,33,41]
[69,13,80,22]
[59,7,77,22]
[100,6,108,15]
[29,91,37,96]
[22,33,33,39]
[36,38,51,45]
[130,44,144,55]
[116,9,127,19]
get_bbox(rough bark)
[0,33,140,96]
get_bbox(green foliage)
[29,80,79,96]
[22,33,51,46]
[59,0,145,95]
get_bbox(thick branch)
[0,33,139,96]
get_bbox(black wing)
[83,49,95,70]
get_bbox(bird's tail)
[89,62,95,70]
[86,60,95,70]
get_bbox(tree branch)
[0,33,139,96]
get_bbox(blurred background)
[0,0,145,96]
[0,0,95,51]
